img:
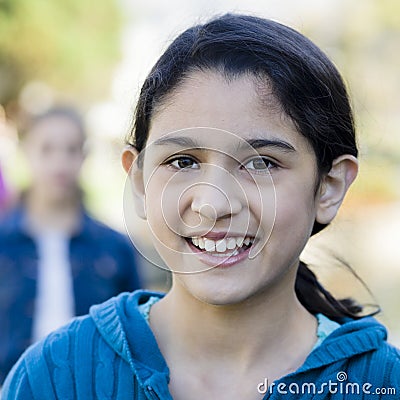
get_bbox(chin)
[181,279,257,307]
[176,267,286,309]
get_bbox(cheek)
[244,175,277,236]
[145,169,203,235]
[144,171,187,245]
[144,174,192,272]
[273,180,317,243]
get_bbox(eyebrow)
[153,136,201,148]
[239,138,296,153]
[153,135,296,153]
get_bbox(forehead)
[147,70,310,153]
[25,115,83,145]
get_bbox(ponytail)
[295,261,377,320]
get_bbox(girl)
[3,14,399,399]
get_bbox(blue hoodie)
[2,290,400,399]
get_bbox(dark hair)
[128,14,368,319]
[20,106,86,141]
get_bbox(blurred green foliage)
[0,0,123,109]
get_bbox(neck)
[151,267,317,379]
[25,187,81,234]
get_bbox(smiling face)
[126,70,334,305]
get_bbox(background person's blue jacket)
[3,290,400,399]
[0,206,142,384]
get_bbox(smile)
[186,236,254,258]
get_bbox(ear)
[316,155,358,225]
[122,146,147,220]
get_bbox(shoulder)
[360,341,400,397]
[340,316,400,366]
[2,317,105,399]
[2,295,148,399]
[347,337,400,393]
[310,316,400,387]
[369,340,400,371]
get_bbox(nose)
[190,167,243,221]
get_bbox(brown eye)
[169,156,199,170]
[243,157,277,171]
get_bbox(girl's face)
[131,71,327,305]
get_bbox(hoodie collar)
[90,291,388,397]
[297,316,387,373]
[90,291,171,398]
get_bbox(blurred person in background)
[0,106,142,384]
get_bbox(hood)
[90,290,388,397]
[299,315,387,373]
[90,290,170,399]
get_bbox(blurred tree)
[0,0,123,113]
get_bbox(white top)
[31,230,75,343]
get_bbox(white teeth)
[198,237,205,249]
[190,236,253,253]
[215,239,227,253]
[236,237,244,247]
[204,239,216,252]
[227,238,236,250]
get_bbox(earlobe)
[122,146,147,220]
[316,155,358,225]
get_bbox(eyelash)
[165,155,200,170]
[164,155,279,173]
[241,156,279,173]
